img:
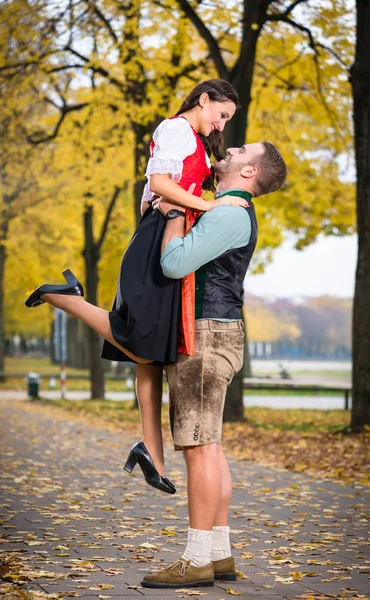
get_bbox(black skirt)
[101,205,181,365]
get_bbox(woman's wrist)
[204,199,216,210]
[196,197,214,211]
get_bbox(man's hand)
[153,183,196,215]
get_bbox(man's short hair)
[250,142,287,197]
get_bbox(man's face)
[215,143,264,175]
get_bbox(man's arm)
[161,209,186,255]
[159,204,252,279]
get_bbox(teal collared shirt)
[160,189,252,280]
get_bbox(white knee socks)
[211,525,232,561]
[182,528,213,567]
[182,526,232,566]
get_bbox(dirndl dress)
[101,116,212,364]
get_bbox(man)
[141,142,287,589]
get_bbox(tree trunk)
[223,56,260,417]
[0,234,6,380]
[222,3,268,419]
[243,318,252,378]
[223,370,245,422]
[222,0,267,148]
[223,312,251,422]
[83,205,105,399]
[67,317,89,369]
[351,0,370,430]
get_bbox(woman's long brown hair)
[176,79,239,192]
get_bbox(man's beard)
[214,159,245,176]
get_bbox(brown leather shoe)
[213,556,237,581]
[141,558,214,588]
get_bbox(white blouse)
[141,118,211,204]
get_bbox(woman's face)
[198,95,236,137]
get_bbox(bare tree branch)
[266,11,350,72]
[265,15,341,132]
[28,102,89,144]
[281,0,309,17]
[316,42,351,71]
[47,63,86,73]
[96,183,127,252]
[64,45,126,89]
[0,51,59,73]
[266,13,318,50]
[255,51,308,91]
[86,0,119,45]
[43,95,61,109]
[175,0,229,79]
[64,46,126,90]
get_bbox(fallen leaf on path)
[236,570,248,579]
[161,528,177,536]
[241,552,254,559]
[88,584,114,590]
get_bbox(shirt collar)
[214,188,253,202]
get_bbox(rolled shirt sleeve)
[160,205,252,279]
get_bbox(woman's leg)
[42,295,166,473]
[41,294,151,364]
[136,364,165,476]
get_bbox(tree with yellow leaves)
[4,90,136,397]
[1,0,356,414]
[1,0,209,396]
[173,0,355,420]
[0,15,59,375]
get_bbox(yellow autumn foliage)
[0,0,356,338]
[244,301,300,343]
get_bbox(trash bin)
[27,372,40,399]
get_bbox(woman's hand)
[210,195,249,209]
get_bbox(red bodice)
[172,117,211,193]
[149,116,212,194]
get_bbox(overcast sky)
[246,234,357,299]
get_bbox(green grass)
[34,397,350,433]
[0,356,134,392]
[1,356,350,395]
[244,388,347,396]
[3,356,88,375]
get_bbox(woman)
[25,79,245,494]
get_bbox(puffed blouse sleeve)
[144,118,196,184]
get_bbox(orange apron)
[177,208,202,356]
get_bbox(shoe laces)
[170,559,190,577]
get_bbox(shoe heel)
[62,269,77,285]
[123,451,138,473]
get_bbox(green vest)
[195,189,253,319]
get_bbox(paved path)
[0,398,369,600]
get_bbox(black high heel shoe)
[123,441,176,495]
[25,269,84,308]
